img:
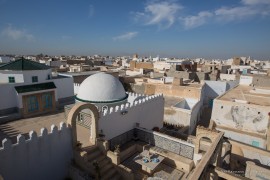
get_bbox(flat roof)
[217,85,270,106]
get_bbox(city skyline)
[0,0,270,59]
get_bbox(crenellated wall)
[126,92,147,104]
[101,93,163,116]
[0,122,73,180]
[99,93,164,140]
[74,83,80,95]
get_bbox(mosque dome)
[76,72,128,103]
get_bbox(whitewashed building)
[211,85,270,150]
[0,72,233,180]
[0,58,74,121]
[164,97,202,134]
[202,80,239,108]
[0,56,12,64]
[65,72,164,140]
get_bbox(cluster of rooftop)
[0,56,269,180]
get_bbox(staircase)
[76,146,122,180]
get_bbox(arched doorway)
[67,103,99,148]
[199,137,212,152]
[195,134,214,154]
[194,126,220,154]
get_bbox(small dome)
[76,72,127,103]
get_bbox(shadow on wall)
[0,122,73,180]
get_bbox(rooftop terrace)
[217,85,270,106]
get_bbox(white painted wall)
[125,70,142,76]
[212,100,269,135]
[53,76,74,99]
[174,98,198,110]
[0,76,74,113]
[164,98,201,134]
[39,60,46,64]
[69,65,81,72]
[0,56,11,63]
[164,77,174,83]
[205,81,227,96]
[186,98,198,109]
[0,69,52,84]
[250,70,267,75]
[202,81,239,106]
[99,94,164,140]
[164,108,191,127]
[127,93,146,104]
[121,59,130,68]
[226,58,234,65]
[0,84,20,110]
[153,61,171,70]
[0,72,24,83]
[239,75,253,85]
[203,81,227,106]
[0,122,73,180]
[174,100,190,109]
[74,83,80,95]
[262,62,270,70]
[226,81,239,90]
[46,60,66,67]
[231,65,251,71]
[147,78,164,84]
[218,128,266,149]
[22,69,52,83]
[220,74,237,81]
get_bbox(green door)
[209,99,214,108]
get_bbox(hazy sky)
[0,0,270,59]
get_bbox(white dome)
[76,72,127,103]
